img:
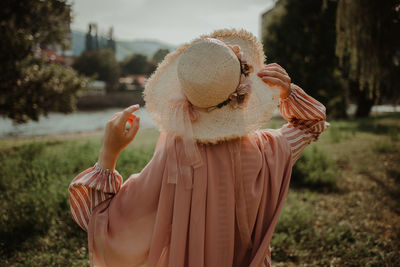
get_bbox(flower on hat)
[240,59,253,77]
[225,44,254,109]
[229,78,252,108]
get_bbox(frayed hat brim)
[144,28,280,144]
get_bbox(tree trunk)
[354,89,374,118]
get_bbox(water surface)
[0,108,156,138]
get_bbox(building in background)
[261,0,286,42]
[85,23,116,53]
[119,75,147,91]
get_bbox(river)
[0,105,398,138]
[0,108,156,138]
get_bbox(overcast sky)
[70,0,274,45]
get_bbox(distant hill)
[71,29,177,61]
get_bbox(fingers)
[127,116,140,140]
[109,112,121,121]
[263,63,288,75]
[257,63,291,90]
[258,67,287,77]
[260,76,288,89]
[257,70,291,84]
[115,104,140,126]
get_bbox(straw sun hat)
[144,29,280,144]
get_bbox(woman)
[69,29,329,267]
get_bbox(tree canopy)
[336,0,400,116]
[152,48,170,63]
[263,0,400,117]
[73,48,120,91]
[0,0,88,123]
[263,0,347,118]
[120,54,156,76]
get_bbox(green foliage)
[120,54,157,76]
[0,138,155,265]
[291,146,339,191]
[271,193,356,264]
[73,48,120,91]
[9,61,88,123]
[389,127,399,142]
[0,0,89,124]
[336,0,400,109]
[371,140,399,154]
[328,123,357,143]
[0,0,71,62]
[271,193,314,262]
[0,141,95,253]
[152,48,170,63]
[263,0,347,118]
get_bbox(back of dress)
[69,84,329,267]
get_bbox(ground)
[0,114,399,266]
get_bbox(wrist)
[280,84,292,100]
[98,148,119,170]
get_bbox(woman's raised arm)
[279,83,329,164]
[68,104,141,231]
[258,63,329,165]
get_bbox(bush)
[271,193,315,262]
[0,141,96,254]
[0,137,157,265]
[291,146,339,191]
[271,193,357,265]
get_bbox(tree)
[0,0,88,123]
[152,48,170,63]
[121,54,155,76]
[73,48,120,91]
[10,61,89,123]
[336,0,400,117]
[262,0,347,118]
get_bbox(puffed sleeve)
[68,163,123,232]
[279,83,330,164]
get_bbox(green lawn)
[0,114,399,266]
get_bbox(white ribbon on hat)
[166,92,203,186]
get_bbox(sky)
[70,0,275,45]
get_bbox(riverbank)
[76,90,145,110]
[0,113,399,266]
[0,107,156,138]
[1,105,399,139]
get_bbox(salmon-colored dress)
[69,84,329,267]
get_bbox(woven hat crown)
[177,38,241,108]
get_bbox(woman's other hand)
[257,63,291,99]
[98,104,141,170]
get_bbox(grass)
[1,114,400,266]
[0,130,158,266]
[290,145,339,191]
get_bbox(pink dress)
[69,84,329,267]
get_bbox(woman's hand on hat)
[257,63,291,99]
[98,104,140,170]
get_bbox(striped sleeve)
[279,83,330,164]
[68,163,123,232]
